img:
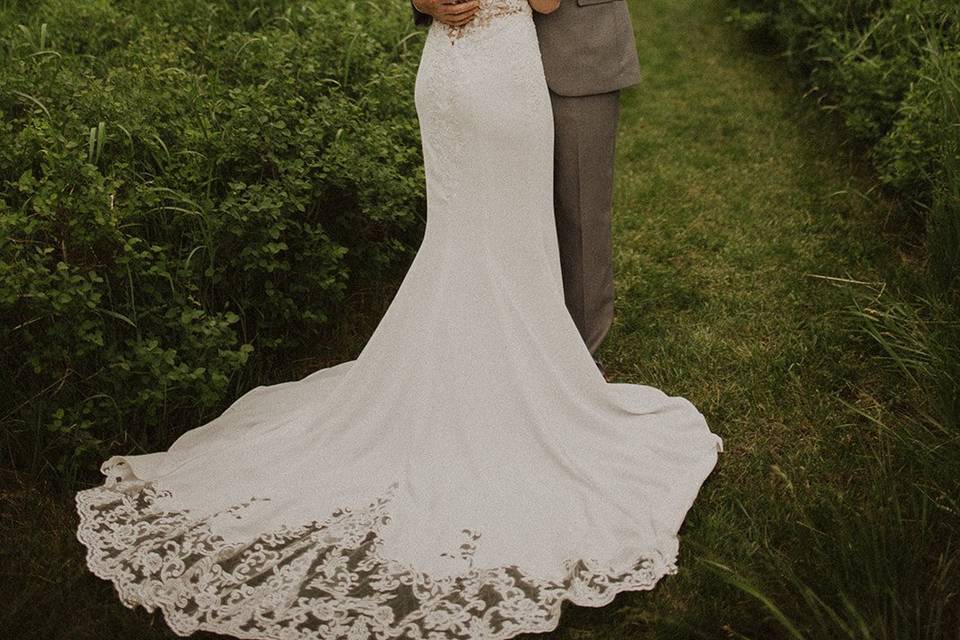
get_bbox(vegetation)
[0,0,425,481]
[716,1,960,638]
[0,0,956,639]
[726,0,959,292]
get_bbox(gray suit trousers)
[548,88,621,357]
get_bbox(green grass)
[589,1,957,638]
[1,0,955,638]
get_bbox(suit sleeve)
[412,0,432,26]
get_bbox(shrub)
[725,0,960,232]
[0,0,426,480]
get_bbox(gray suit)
[412,1,640,357]
[534,0,640,356]
[534,0,641,97]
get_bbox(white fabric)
[76,3,724,638]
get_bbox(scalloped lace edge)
[75,480,680,640]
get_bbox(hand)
[413,0,480,27]
[529,0,561,13]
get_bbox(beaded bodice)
[439,0,530,44]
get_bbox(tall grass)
[706,287,959,640]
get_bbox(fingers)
[436,0,479,25]
[444,12,478,27]
[441,0,479,15]
[438,11,478,27]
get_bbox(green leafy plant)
[0,0,427,482]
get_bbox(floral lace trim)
[76,479,679,640]
[442,1,528,45]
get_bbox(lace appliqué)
[439,528,482,570]
[442,1,527,45]
[76,480,679,640]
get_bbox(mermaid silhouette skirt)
[75,3,724,639]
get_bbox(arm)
[528,0,560,13]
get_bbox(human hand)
[528,0,560,13]
[413,0,480,27]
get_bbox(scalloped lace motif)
[441,0,529,44]
[76,479,678,640]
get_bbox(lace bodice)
[439,0,530,44]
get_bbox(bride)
[75,1,724,639]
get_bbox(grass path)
[1,1,918,638]
[553,0,912,637]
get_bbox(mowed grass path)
[1,1,917,639]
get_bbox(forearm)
[528,0,560,14]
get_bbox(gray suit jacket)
[411,1,641,97]
[533,0,641,97]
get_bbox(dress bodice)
[438,0,531,44]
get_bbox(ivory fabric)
[76,3,724,639]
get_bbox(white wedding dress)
[76,2,724,639]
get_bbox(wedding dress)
[75,2,724,639]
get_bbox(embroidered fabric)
[75,3,724,639]
[76,477,680,640]
[440,0,529,44]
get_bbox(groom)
[411,0,641,378]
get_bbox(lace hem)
[76,478,680,640]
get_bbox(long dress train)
[75,2,724,639]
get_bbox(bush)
[725,0,959,288]
[0,0,426,480]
